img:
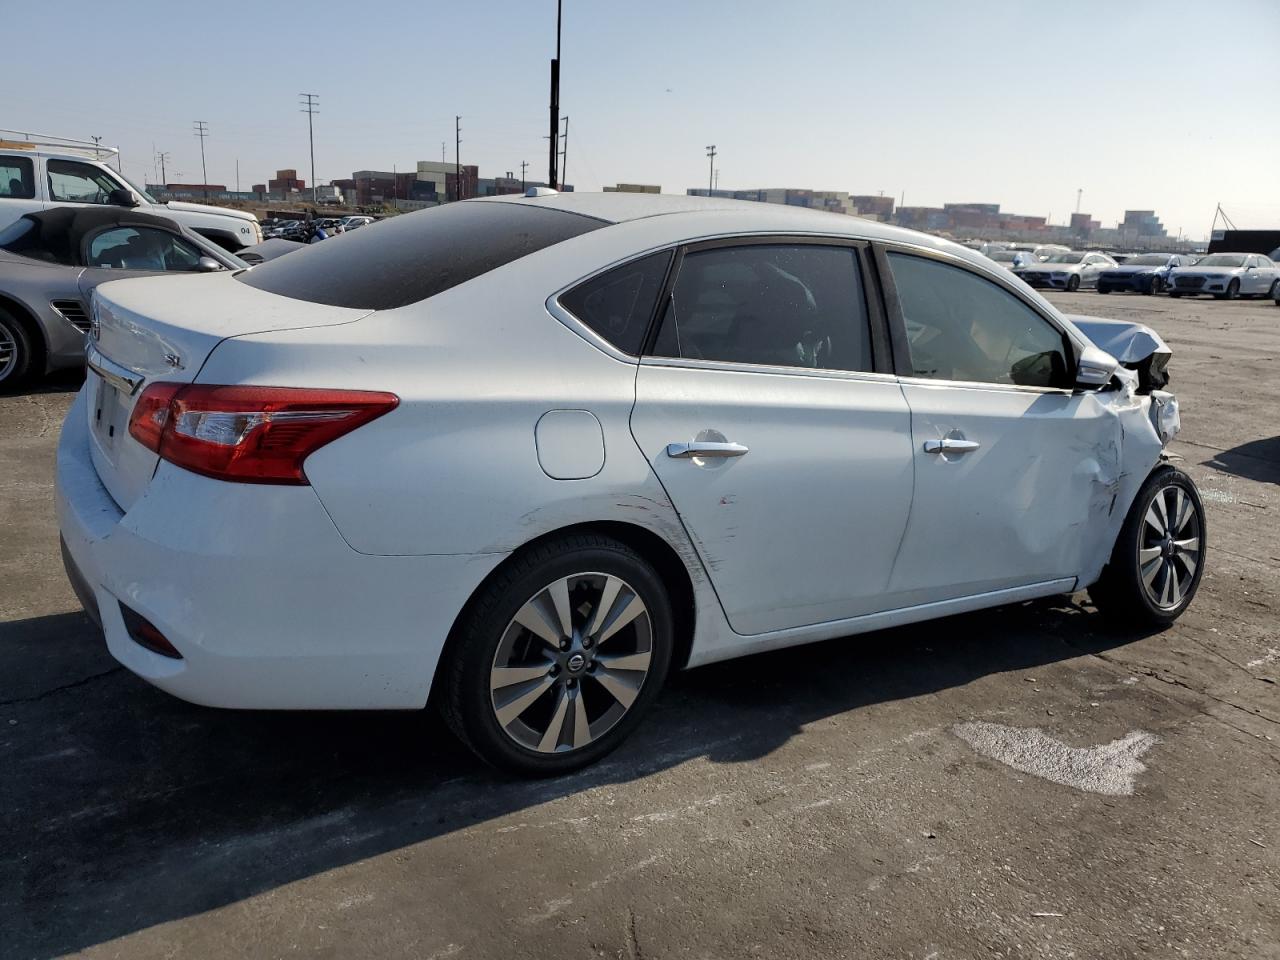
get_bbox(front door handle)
[667,441,750,459]
[923,438,981,454]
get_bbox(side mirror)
[1076,344,1119,389]
[107,187,138,208]
[195,256,223,272]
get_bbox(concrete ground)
[2,291,1277,960]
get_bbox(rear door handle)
[667,441,750,459]
[923,438,981,454]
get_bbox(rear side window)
[236,202,606,309]
[0,155,35,199]
[559,250,671,355]
[650,244,873,372]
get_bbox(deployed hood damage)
[1069,314,1172,393]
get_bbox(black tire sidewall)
[446,538,674,776]
[1098,466,1207,626]
[1226,279,1239,300]
[1067,275,1080,292]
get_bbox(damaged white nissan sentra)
[56,193,1204,775]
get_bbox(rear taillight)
[127,383,398,484]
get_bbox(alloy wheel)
[1138,484,1202,610]
[0,321,17,383]
[489,572,653,754]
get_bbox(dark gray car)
[0,207,244,388]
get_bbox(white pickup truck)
[0,133,261,252]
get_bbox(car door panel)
[628,238,912,637]
[890,382,1116,604]
[878,244,1116,605]
[631,364,914,635]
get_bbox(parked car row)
[261,214,376,241]
[987,246,1280,300]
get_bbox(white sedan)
[1012,251,1118,291]
[57,193,1204,775]
[1167,253,1280,299]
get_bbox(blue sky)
[9,0,1279,238]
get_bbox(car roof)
[483,191,984,263]
[5,207,189,267]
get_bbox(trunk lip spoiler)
[86,344,143,396]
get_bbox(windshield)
[1195,254,1245,267]
[989,251,1019,262]
[1127,254,1169,266]
[1046,253,1084,264]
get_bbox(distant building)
[268,168,305,194]
[1070,212,1101,235]
[1121,210,1167,238]
[850,195,894,220]
[604,183,661,193]
[685,186,855,215]
[315,184,343,205]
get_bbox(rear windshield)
[236,201,606,309]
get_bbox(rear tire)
[1097,286,1111,294]
[1089,466,1206,628]
[439,534,674,776]
[1267,279,1279,300]
[1169,291,1182,298]
[0,307,35,391]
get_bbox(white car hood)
[1067,314,1170,365]
[162,200,257,223]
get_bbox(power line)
[155,150,171,186]
[300,94,319,205]
[192,121,209,201]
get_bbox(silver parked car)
[0,208,244,387]
[1167,253,1280,300]
[1013,251,1118,291]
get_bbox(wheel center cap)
[566,653,587,674]
[1163,538,1175,559]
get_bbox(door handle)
[923,438,980,454]
[667,441,750,459]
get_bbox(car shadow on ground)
[1,598,1151,958]
[3,368,85,397]
[1202,436,1280,485]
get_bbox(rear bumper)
[55,385,506,710]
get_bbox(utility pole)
[455,115,462,201]
[156,150,170,186]
[520,160,528,191]
[560,116,569,189]
[236,157,240,194]
[1075,188,1082,214]
[705,145,717,195]
[713,168,719,190]
[193,121,210,201]
[299,94,319,205]
[441,141,445,166]
[548,0,562,188]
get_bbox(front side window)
[47,160,122,204]
[85,226,206,271]
[887,251,1071,389]
[0,155,35,199]
[650,243,872,372]
[559,250,670,355]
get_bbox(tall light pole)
[548,0,562,189]
[300,94,319,205]
[193,121,209,201]
[706,145,717,195]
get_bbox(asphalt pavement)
[1,291,1277,959]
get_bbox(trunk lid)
[85,272,372,511]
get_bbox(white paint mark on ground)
[1247,648,1279,669]
[1200,488,1236,504]
[952,721,1159,796]
[524,897,574,924]
[336,892,375,910]
[805,761,832,772]
[425,943,463,959]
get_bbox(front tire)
[1067,275,1081,292]
[439,534,674,776]
[1146,276,1163,295]
[0,307,35,391]
[1216,278,1240,301]
[1089,467,1206,628]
